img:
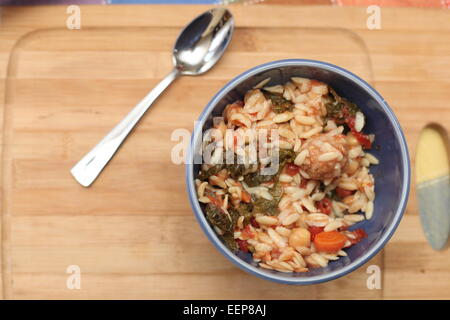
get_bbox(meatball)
[295,133,348,180]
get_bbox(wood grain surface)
[0,4,449,299]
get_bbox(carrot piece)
[241,190,251,203]
[207,194,223,208]
[313,231,347,253]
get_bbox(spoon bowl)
[174,8,234,75]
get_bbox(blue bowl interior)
[188,60,409,284]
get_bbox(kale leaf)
[263,91,294,114]
[325,87,360,122]
[205,203,232,233]
[198,163,225,181]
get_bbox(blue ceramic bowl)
[186,59,410,285]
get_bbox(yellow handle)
[416,124,450,184]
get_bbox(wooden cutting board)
[0,4,449,299]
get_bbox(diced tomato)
[300,179,309,189]
[335,187,354,198]
[241,224,255,239]
[285,163,301,176]
[236,239,249,252]
[345,116,372,149]
[316,198,332,215]
[347,228,367,245]
[353,131,372,149]
[333,106,351,125]
[270,248,281,259]
[235,182,251,203]
[345,115,355,129]
[308,226,324,241]
[250,217,260,228]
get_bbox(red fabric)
[335,0,450,8]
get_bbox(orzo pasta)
[196,78,377,273]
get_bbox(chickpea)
[346,132,359,146]
[289,228,311,248]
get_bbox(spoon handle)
[71,67,181,187]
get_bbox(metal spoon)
[71,8,234,187]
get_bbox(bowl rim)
[185,59,411,285]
